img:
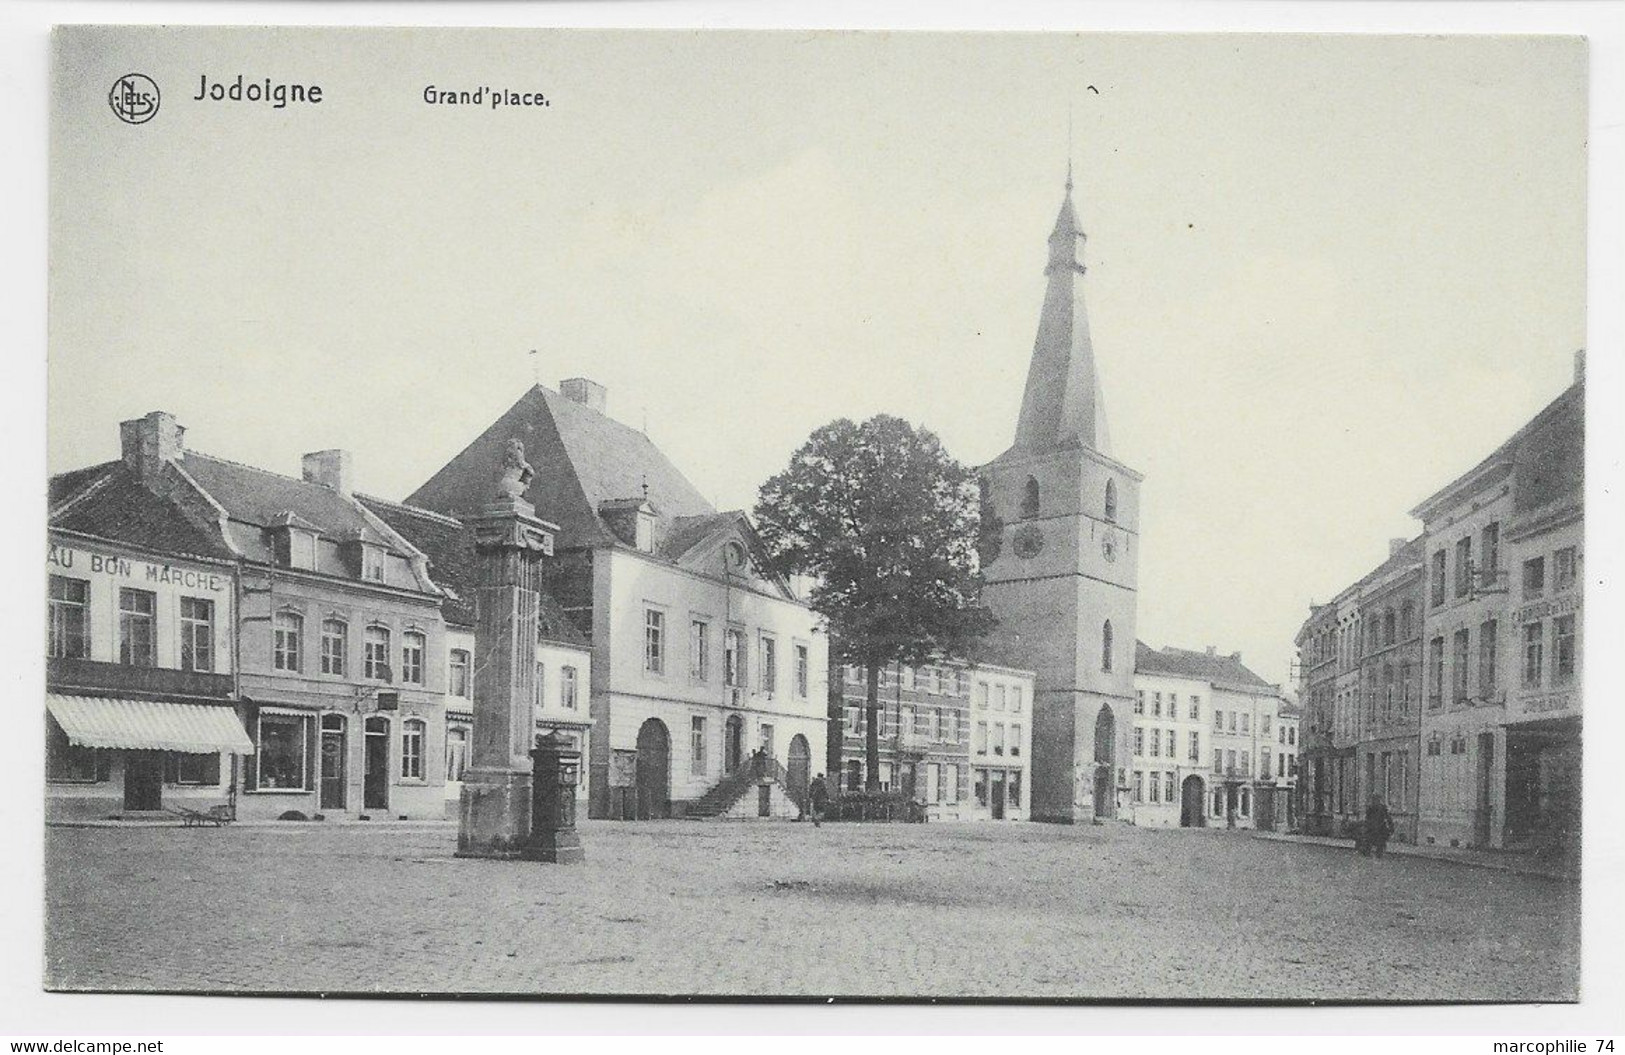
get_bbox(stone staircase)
[684,752,808,819]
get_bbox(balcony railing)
[48,656,234,700]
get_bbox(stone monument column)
[456,439,559,859]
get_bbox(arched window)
[1021,476,1040,519]
[1104,479,1118,523]
[273,610,303,672]
[1384,608,1397,646]
[1101,620,1114,672]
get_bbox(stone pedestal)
[522,827,584,864]
[453,490,561,861]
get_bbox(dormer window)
[273,525,318,571]
[598,498,657,553]
[339,537,386,582]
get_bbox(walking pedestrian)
[808,772,830,828]
[1363,794,1395,859]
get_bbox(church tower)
[979,169,1142,824]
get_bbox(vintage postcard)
[43,25,1586,1003]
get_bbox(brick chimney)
[302,449,353,496]
[119,411,185,482]
[560,377,607,414]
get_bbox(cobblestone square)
[44,819,1578,1000]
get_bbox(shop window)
[254,712,312,790]
[1164,772,1176,803]
[1008,772,1022,808]
[46,721,107,783]
[401,718,425,779]
[165,752,220,786]
[47,575,90,659]
[974,769,989,807]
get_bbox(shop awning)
[46,695,254,754]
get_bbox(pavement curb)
[1249,830,1576,881]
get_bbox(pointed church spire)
[1012,172,1111,455]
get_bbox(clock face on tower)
[1012,524,1045,559]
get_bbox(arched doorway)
[1092,705,1116,819]
[1181,774,1205,828]
[787,734,811,803]
[724,714,744,775]
[634,718,670,820]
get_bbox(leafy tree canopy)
[754,414,995,669]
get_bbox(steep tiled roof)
[357,493,588,648]
[1411,381,1582,520]
[50,462,235,562]
[659,511,743,562]
[357,496,478,625]
[1135,642,1277,692]
[406,385,714,551]
[181,453,389,542]
[1356,536,1425,588]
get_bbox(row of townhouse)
[828,660,1036,821]
[1295,359,1583,853]
[47,379,829,824]
[1129,644,1299,831]
[1296,538,1428,842]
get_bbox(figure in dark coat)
[808,773,830,828]
[1361,795,1395,858]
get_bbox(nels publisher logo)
[109,73,160,124]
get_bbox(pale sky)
[48,28,1587,688]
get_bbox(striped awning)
[46,695,255,754]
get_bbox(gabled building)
[47,452,248,821]
[407,380,827,819]
[48,412,453,821]
[977,173,1142,824]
